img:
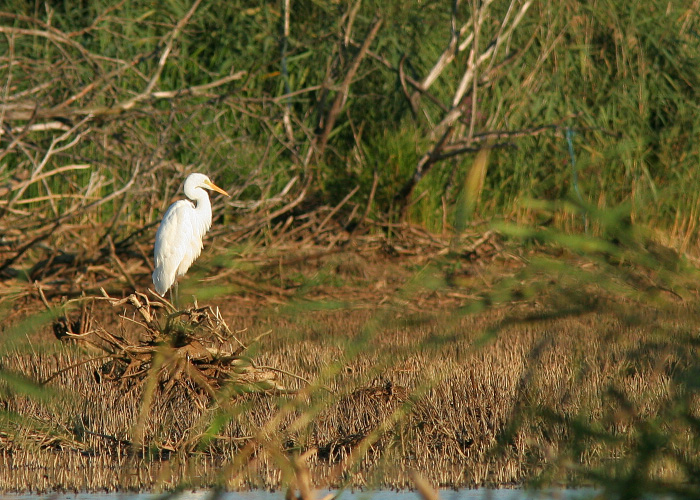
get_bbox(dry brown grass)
[1,233,699,493]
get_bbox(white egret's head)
[183,173,229,199]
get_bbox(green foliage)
[2,0,699,240]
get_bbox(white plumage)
[152,173,229,296]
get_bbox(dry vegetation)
[1,229,700,494]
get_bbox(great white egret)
[152,172,229,297]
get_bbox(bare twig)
[413,4,477,95]
[314,17,383,160]
[150,71,246,99]
[348,42,452,114]
[1,115,93,219]
[305,185,360,244]
[41,354,114,386]
[281,0,294,144]
[467,0,481,139]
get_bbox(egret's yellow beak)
[205,179,230,197]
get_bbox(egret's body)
[152,173,229,296]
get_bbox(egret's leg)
[173,281,180,309]
[167,282,180,309]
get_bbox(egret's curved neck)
[185,186,213,230]
[185,186,208,207]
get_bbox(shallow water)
[0,488,599,500]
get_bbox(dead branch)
[305,185,360,243]
[350,42,449,114]
[0,2,243,132]
[413,2,478,94]
[395,0,533,216]
[45,290,295,402]
[313,17,383,161]
[0,163,140,276]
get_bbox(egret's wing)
[176,214,206,278]
[152,200,195,295]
